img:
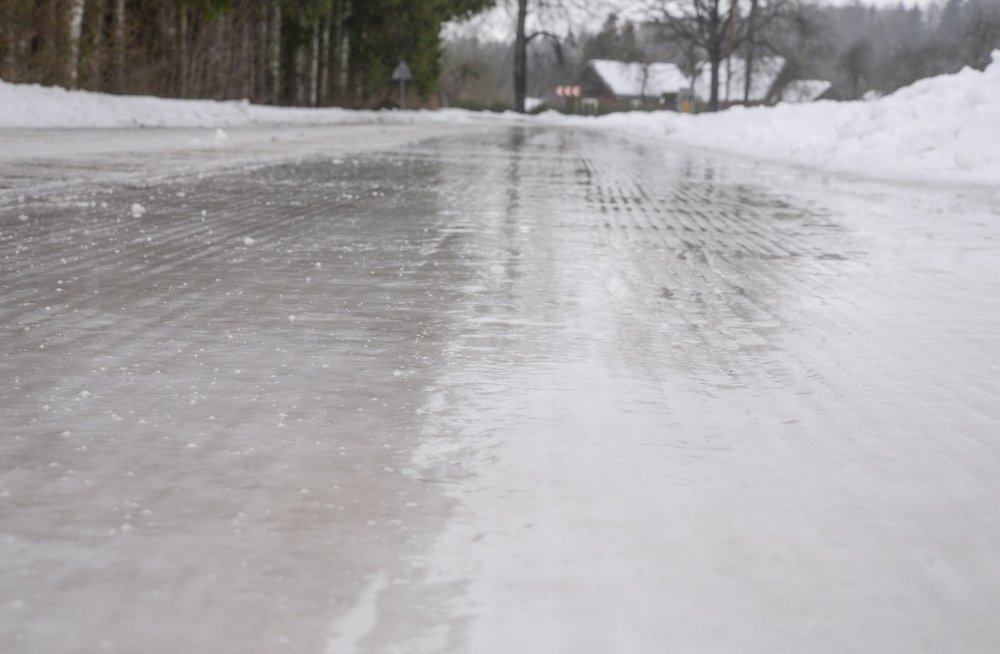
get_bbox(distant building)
[576,56,830,112]
[579,60,689,110]
[693,56,785,106]
[778,79,833,103]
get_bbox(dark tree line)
[812,0,1000,99]
[0,0,492,107]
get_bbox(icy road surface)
[2,126,1000,654]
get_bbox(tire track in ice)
[395,126,1000,653]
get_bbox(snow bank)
[1,51,997,186]
[569,50,1000,186]
[0,81,485,129]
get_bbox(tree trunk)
[268,0,281,104]
[241,5,254,99]
[331,0,352,105]
[293,42,305,105]
[80,0,107,91]
[225,16,234,97]
[309,27,320,106]
[112,0,125,92]
[257,4,269,101]
[177,3,189,97]
[317,12,330,106]
[514,0,528,113]
[66,0,86,88]
[724,51,732,105]
[1,8,17,80]
[708,50,721,112]
[744,0,759,104]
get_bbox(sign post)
[392,61,413,109]
[555,85,583,113]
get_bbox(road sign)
[392,61,413,109]
[391,62,412,82]
[556,85,582,98]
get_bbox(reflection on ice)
[395,129,1000,653]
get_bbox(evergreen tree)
[0,0,494,107]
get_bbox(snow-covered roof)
[588,60,689,98]
[694,56,785,104]
[779,79,832,103]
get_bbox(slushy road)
[2,124,999,654]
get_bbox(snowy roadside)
[1,50,997,188]
[557,50,1000,188]
[0,80,504,130]
[0,85,515,198]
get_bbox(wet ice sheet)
[365,131,1000,652]
[1,146,483,652]
[0,123,491,199]
[2,126,1000,653]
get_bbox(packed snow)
[587,59,689,96]
[0,50,997,187]
[570,51,1000,186]
[0,81,479,129]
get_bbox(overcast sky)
[445,0,932,42]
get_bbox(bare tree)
[741,0,761,102]
[514,0,529,111]
[653,0,742,111]
[839,38,872,100]
[739,0,809,103]
[513,0,567,112]
[441,37,515,109]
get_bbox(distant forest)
[1,0,998,109]
[445,0,1000,108]
[0,0,489,107]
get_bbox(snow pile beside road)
[578,50,1000,186]
[1,50,997,186]
[0,81,485,129]
[0,81,335,128]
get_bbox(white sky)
[444,1,643,42]
[445,0,933,42]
